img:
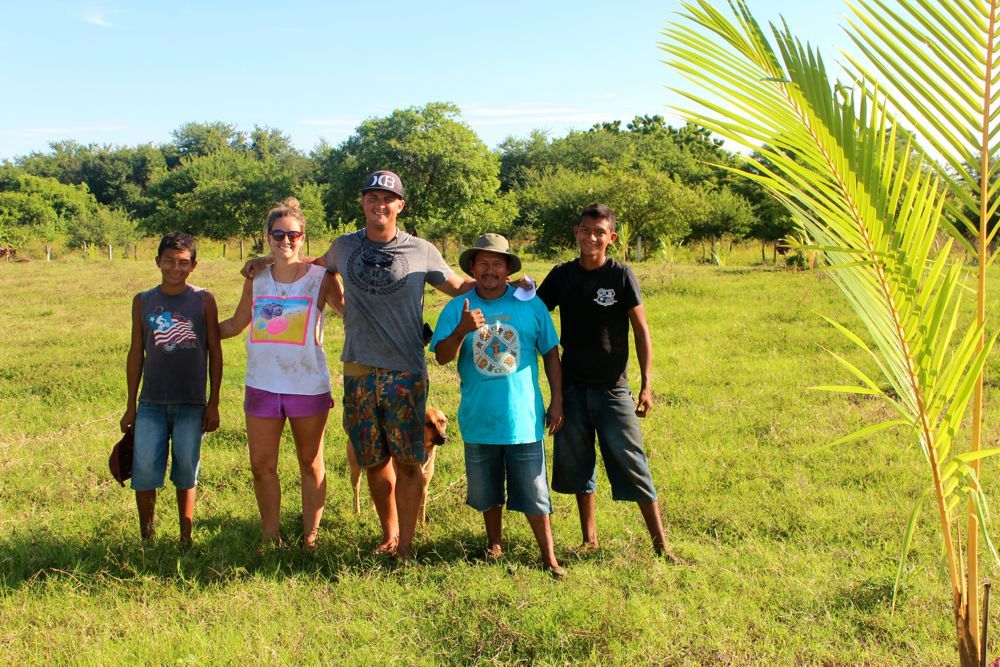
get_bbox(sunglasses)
[269,230,304,242]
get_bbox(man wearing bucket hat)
[320,170,476,559]
[430,233,566,578]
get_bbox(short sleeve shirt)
[323,230,452,375]
[537,258,641,388]
[430,287,559,445]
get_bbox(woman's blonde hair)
[266,197,305,232]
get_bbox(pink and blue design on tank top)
[250,296,314,345]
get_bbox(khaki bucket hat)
[458,233,522,276]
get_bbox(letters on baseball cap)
[361,170,404,198]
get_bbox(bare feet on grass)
[543,563,567,580]
[571,540,600,557]
[374,537,399,556]
[657,544,686,565]
[257,534,284,555]
[303,529,318,551]
[484,544,503,561]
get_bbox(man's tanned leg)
[366,459,398,553]
[393,461,424,559]
[575,492,599,549]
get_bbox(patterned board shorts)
[342,363,428,468]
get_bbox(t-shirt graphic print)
[249,296,314,346]
[146,307,198,353]
[473,322,520,375]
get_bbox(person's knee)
[393,461,421,480]
[249,459,277,480]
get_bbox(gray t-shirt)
[323,230,452,374]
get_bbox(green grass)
[2,252,998,664]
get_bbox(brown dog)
[347,407,449,526]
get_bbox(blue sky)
[1,1,848,160]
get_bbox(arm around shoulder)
[219,278,254,339]
[435,273,476,297]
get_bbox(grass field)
[3,251,1000,664]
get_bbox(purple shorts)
[244,386,333,419]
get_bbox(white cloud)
[78,2,115,28]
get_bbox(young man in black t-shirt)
[537,203,674,558]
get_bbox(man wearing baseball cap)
[322,170,475,559]
[429,233,566,578]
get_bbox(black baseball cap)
[361,170,404,198]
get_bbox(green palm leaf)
[662,3,1000,658]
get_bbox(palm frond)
[662,0,1000,603]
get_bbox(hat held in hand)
[109,428,134,487]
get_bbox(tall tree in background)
[318,102,513,239]
[664,1,1000,663]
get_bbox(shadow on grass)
[0,511,562,590]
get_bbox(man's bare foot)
[571,541,600,556]
[394,544,414,561]
[374,537,398,556]
[179,534,193,550]
[543,563,567,580]
[303,530,318,551]
[659,547,686,565]
[256,534,283,555]
[484,545,503,561]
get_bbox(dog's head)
[424,407,449,446]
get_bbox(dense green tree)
[163,121,247,167]
[15,141,166,216]
[319,103,514,237]
[688,187,756,257]
[143,152,292,240]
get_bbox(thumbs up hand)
[459,298,485,335]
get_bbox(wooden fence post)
[45,244,51,262]
[108,243,113,260]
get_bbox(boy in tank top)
[120,232,222,545]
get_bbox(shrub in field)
[664,0,1000,664]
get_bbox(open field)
[3,254,1000,664]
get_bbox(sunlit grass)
[1,252,998,663]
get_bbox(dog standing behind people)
[347,407,449,526]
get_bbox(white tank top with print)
[245,263,331,395]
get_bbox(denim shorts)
[464,440,552,515]
[551,384,658,503]
[244,386,333,419]
[342,365,427,468]
[132,402,205,491]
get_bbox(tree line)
[0,102,795,259]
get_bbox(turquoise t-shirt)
[430,286,559,445]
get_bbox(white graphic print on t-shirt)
[472,322,519,376]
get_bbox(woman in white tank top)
[220,198,344,549]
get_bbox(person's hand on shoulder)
[240,256,273,279]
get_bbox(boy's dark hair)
[157,232,197,261]
[577,203,617,232]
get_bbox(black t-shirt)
[537,258,641,388]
